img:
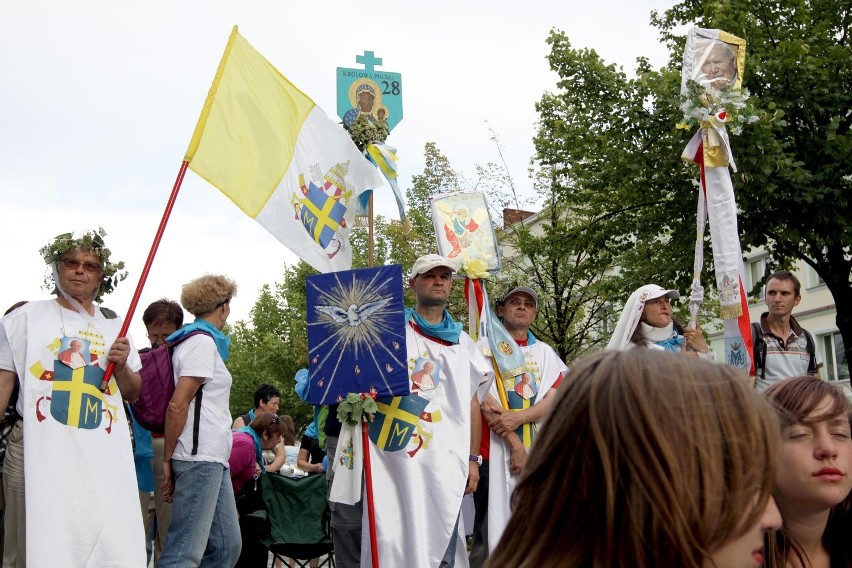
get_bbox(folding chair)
[261,472,335,567]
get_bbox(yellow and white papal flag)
[185,26,384,273]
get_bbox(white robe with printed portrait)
[0,300,146,567]
[487,339,568,553]
[361,324,491,568]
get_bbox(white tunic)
[487,339,568,553]
[0,300,146,567]
[362,324,491,568]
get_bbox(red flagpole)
[99,160,190,391]
[362,419,380,568]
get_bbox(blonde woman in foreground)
[487,348,782,568]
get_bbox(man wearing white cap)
[606,284,711,357]
[363,254,492,568]
[471,286,568,565]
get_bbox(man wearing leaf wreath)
[340,254,492,568]
[0,229,146,567]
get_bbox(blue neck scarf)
[405,307,462,344]
[167,319,231,362]
[526,331,537,345]
[237,426,264,475]
[305,416,318,439]
[655,335,685,353]
[246,408,256,423]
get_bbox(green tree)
[536,0,852,361]
[227,262,316,431]
[535,31,700,293]
[384,142,470,313]
[491,169,625,363]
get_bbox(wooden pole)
[368,190,375,268]
[364,189,379,565]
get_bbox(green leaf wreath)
[345,114,389,152]
[39,227,128,301]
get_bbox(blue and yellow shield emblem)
[505,375,538,448]
[369,395,429,452]
[51,363,106,429]
[300,181,346,249]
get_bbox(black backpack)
[751,322,817,381]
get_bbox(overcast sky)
[1,0,677,343]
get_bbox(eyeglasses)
[60,258,102,273]
[147,334,170,344]
[507,298,536,308]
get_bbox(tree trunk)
[823,269,852,378]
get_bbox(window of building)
[819,332,849,382]
[746,256,768,301]
[806,265,826,289]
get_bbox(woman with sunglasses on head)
[159,274,241,568]
[763,376,852,568]
[607,283,713,360]
[487,348,782,568]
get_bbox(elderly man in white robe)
[0,229,144,567]
[470,286,568,566]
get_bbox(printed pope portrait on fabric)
[430,191,500,271]
[306,264,408,405]
[368,355,444,456]
[409,357,442,394]
[30,330,121,431]
[682,28,746,94]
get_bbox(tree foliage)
[227,262,316,431]
[474,134,628,363]
[537,0,852,360]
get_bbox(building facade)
[708,251,849,392]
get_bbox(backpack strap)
[191,386,204,456]
[169,330,213,457]
[751,322,766,381]
[99,307,119,319]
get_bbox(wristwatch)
[468,454,483,466]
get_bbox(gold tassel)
[720,303,743,320]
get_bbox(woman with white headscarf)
[607,284,713,360]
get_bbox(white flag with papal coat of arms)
[185,26,384,273]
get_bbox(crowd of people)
[0,233,849,568]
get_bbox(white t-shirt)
[171,334,234,466]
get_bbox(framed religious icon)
[429,191,501,272]
[306,264,409,405]
[336,51,403,132]
[681,28,746,94]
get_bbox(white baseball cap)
[410,254,459,279]
[641,284,680,301]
